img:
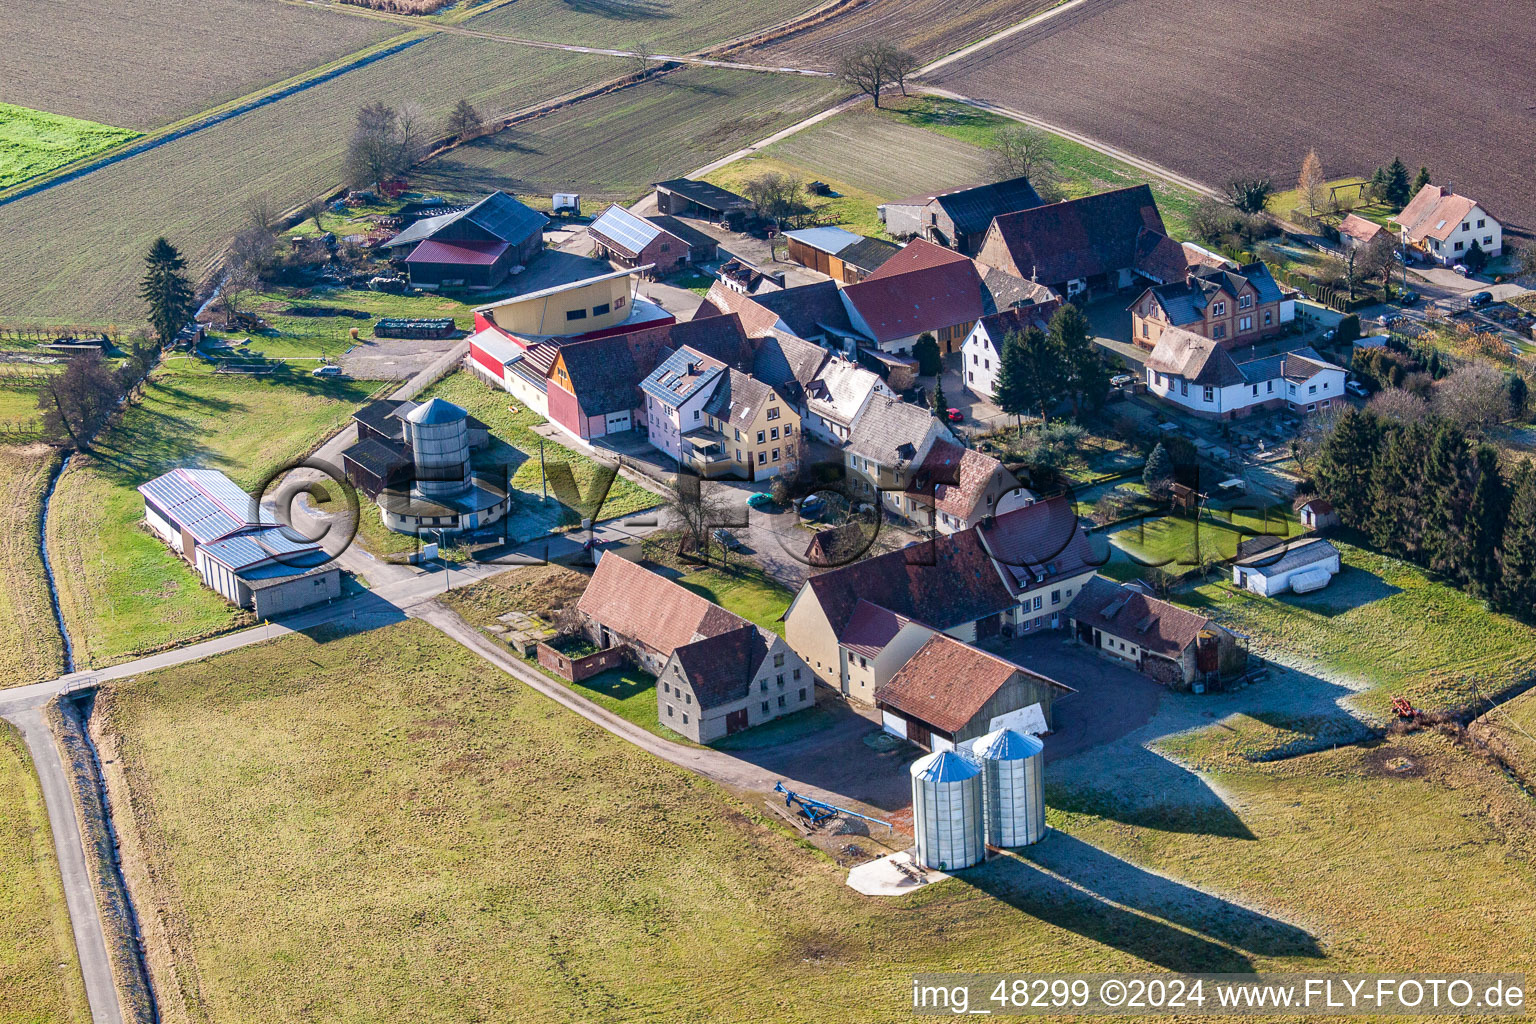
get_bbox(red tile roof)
[842,250,986,344]
[863,238,973,280]
[983,185,1168,286]
[577,553,747,656]
[906,441,1015,521]
[405,239,510,266]
[877,634,1067,735]
[1396,184,1481,243]
[839,599,911,657]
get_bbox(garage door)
[604,411,631,432]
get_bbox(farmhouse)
[137,467,340,618]
[653,178,753,227]
[1233,537,1340,595]
[878,176,1045,255]
[783,226,899,283]
[974,184,1186,299]
[840,240,986,355]
[587,204,713,275]
[577,552,815,741]
[876,633,1070,751]
[1130,262,1291,349]
[381,192,547,290]
[1393,184,1502,265]
[1144,330,1345,418]
[801,356,891,443]
[697,280,862,350]
[904,440,1030,534]
[1067,575,1241,689]
[960,304,1062,402]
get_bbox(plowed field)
[747,0,1059,66]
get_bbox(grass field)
[0,39,627,323]
[1182,542,1536,719]
[0,721,90,1024]
[0,103,138,191]
[676,565,795,635]
[1106,504,1296,578]
[0,444,66,686]
[206,288,477,365]
[1,0,399,131]
[92,619,1536,1021]
[465,0,821,54]
[1473,685,1536,790]
[416,66,846,205]
[47,366,377,668]
[929,0,1536,234]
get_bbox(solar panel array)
[139,468,266,544]
[200,525,322,571]
[591,205,661,257]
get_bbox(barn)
[653,178,753,227]
[381,192,547,290]
[588,204,716,274]
[1233,537,1341,596]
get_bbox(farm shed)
[1298,498,1339,531]
[383,192,547,290]
[653,178,753,227]
[875,633,1070,752]
[1067,575,1240,689]
[879,176,1045,255]
[1233,537,1340,596]
[587,204,698,275]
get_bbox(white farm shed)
[1233,537,1340,596]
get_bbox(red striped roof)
[406,239,510,266]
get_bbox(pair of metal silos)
[908,728,1045,871]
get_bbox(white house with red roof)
[1393,184,1502,265]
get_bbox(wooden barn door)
[726,709,748,734]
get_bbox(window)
[776,674,784,687]
[1461,222,1469,231]
[1478,218,1486,228]
[734,448,741,461]
[1203,385,1215,402]
[761,701,769,714]
[756,430,765,444]
[1309,383,1317,394]
[566,308,587,321]
[683,713,688,724]
[799,688,807,702]
[784,424,792,435]
[777,695,786,708]
[969,371,975,382]
[1051,589,1061,605]
[1252,384,1259,397]
[685,694,691,705]
[1239,316,1253,332]
[1032,595,1043,611]
[1264,311,1273,326]
[1212,324,1226,340]
[1179,379,1188,396]
[1142,322,1150,338]
[734,428,741,441]
[659,243,669,252]
[760,680,767,693]
[1455,240,1465,251]
[972,353,978,364]
[663,682,670,694]
[1239,294,1253,309]
[592,303,611,316]
[1213,301,1226,316]
[859,656,867,668]
[773,653,785,667]
[769,427,778,440]
[667,704,674,717]
[793,667,801,680]
[693,409,700,420]
[1484,236,1494,245]
[1267,380,1274,393]
[757,451,766,465]
[767,406,780,421]
[771,448,779,462]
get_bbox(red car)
[945,407,963,423]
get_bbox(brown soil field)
[928,0,1536,234]
[1,0,398,131]
[745,0,1058,66]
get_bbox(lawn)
[1106,503,1296,577]
[0,721,90,1024]
[0,444,66,686]
[676,565,795,635]
[0,103,138,191]
[464,0,820,54]
[46,365,378,668]
[90,619,1536,1020]
[204,288,476,366]
[705,156,894,238]
[1182,542,1536,719]
[0,38,627,323]
[1473,685,1536,791]
[416,66,846,205]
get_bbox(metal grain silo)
[909,750,984,871]
[975,728,1046,848]
[405,398,470,498]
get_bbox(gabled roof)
[1233,536,1339,577]
[703,367,780,430]
[906,441,1016,521]
[983,184,1168,285]
[977,264,1059,316]
[806,524,878,572]
[340,436,410,478]
[383,191,546,249]
[805,357,883,427]
[974,494,1094,594]
[1146,328,1245,388]
[751,331,828,396]
[1395,184,1484,243]
[750,281,857,341]
[640,345,726,408]
[973,302,1060,348]
[405,239,509,266]
[1230,345,1340,386]
[835,235,901,274]
[671,625,774,711]
[1133,229,1191,283]
[1067,575,1217,659]
[646,214,717,252]
[558,314,753,414]
[802,527,1015,642]
[138,467,266,544]
[654,178,752,212]
[843,240,985,343]
[578,552,747,657]
[887,176,1045,237]
[1339,213,1385,245]
[877,634,1066,735]
[846,393,941,468]
[1142,262,1287,327]
[588,203,669,258]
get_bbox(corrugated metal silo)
[909,750,984,871]
[406,398,470,497]
[975,728,1046,848]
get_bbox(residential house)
[588,204,713,275]
[137,467,340,618]
[1338,213,1386,252]
[697,279,862,351]
[640,346,729,466]
[974,184,1187,299]
[700,367,801,481]
[843,393,953,520]
[960,304,1061,402]
[381,192,547,290]
[1130,262,1291,350]
[653,178,754,227]
[749,331,829,412]
[878,176,1045,255]
[876,633,1071,751]
[784,495,1097,701]
[802,356,891,443]
[1144,330,1345,418]
[1067,575,1240,689]
[783,227,900,283]
[840,240,986,355]
[904,440,1030,534]
[1232,536,1340,596]
[576,552,814,740]
[1393,184,1502,265]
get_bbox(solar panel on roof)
[592,205,661,255]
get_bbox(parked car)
[1379,314,1404,327]
[797,494,825,520]
[746,492,774,510]
[311,365,342,377]
[1345,380,1370,398]
[712,528,743,551]
[1321,328,1337,342]
[1110,374,1135,387]
[944,407,963,423]
[1469,291,1495,307]
[1399,290,1420,306]
[1452,263,1471,276]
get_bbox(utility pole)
[539,437,547,499]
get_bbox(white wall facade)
[644,383,718,463]
[961,322,1002,400]
[1234,551,1340,596]
[1146,365,1346,418]
[1412,204,1503,264]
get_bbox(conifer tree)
[1466,444,1510,599]
[1313,407,1381,528]
[139,238,196,346]
[1498,462,1536,618]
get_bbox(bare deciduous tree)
[1358,231,1398,287]
[836,43,890,108]
[1367,387,1430,424]
[445,99,484,143]
[661,474,733,561]
[1434,362,1512,430]
[299,196,326,234]
[883,45,921,96]
[987,125,1063,200]
[1298,148,1327,215]
[740,171,803,229]
[37,353,124,449]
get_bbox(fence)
[0,325,120,345]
